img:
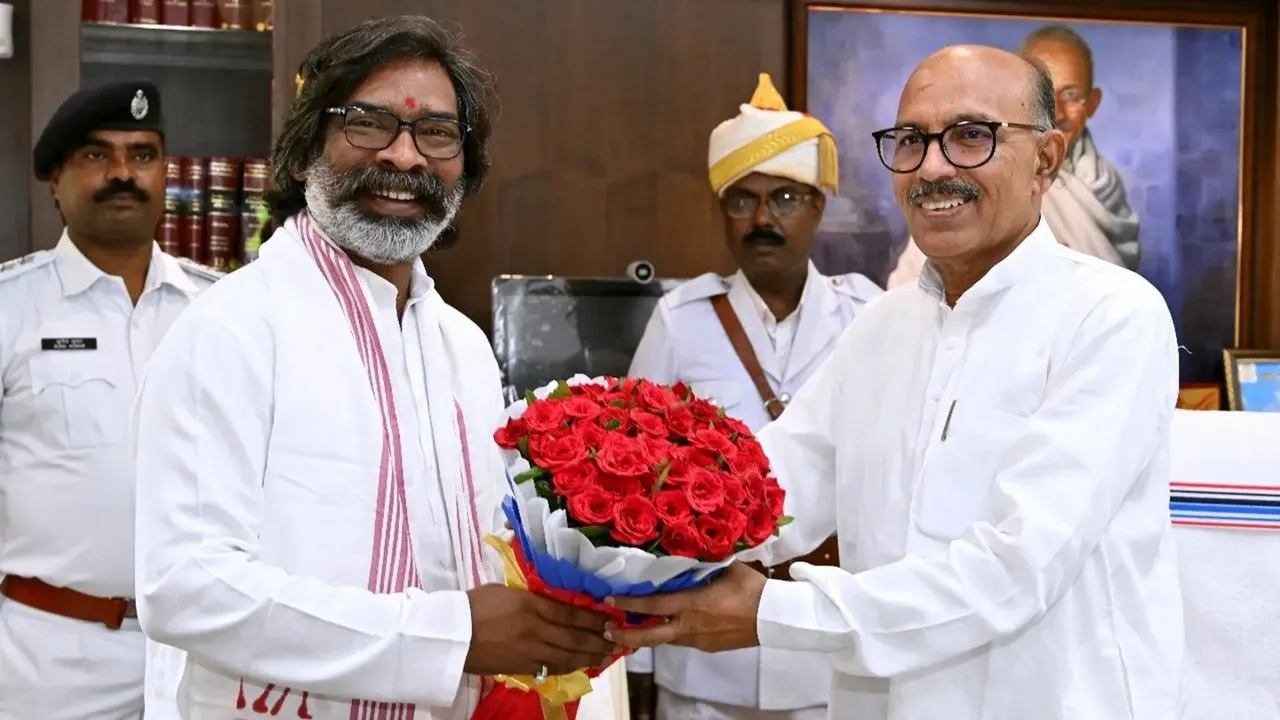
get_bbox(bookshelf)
[21,1,277,270]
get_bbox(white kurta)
[627,264,880,718]
[747,220,1184,719]
[131,227,508,719]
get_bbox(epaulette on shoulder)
[828,271,884,301]
[175,256,226,283]
[665,272,729,309]
[0,251,54,284]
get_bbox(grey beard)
[302,160,464,265]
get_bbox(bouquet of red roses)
[472,374,791,720]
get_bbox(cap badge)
[130,90,148,120]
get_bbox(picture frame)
[1223,349,1280,411]
[1177,383,1224,411]
[787,0,1273,385]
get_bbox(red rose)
[617,378,641,394]
[640,435,673,463]
[683,468,725,513]
[764,478,785,516]
[670,380,692,401]
[611,495,660,545]
[736,469,766,501]
[562,396,603,422]
[567,488,615,526]
[717,472,748,507]
[691,428,735,457]
[723,415,750,437]
[674,444,719,471]
[597,406,628,430]
[688,398,719,422]
[493,417,526,449]
[664,404,695,438]
[552,461,599,496]
[601,391,631,409]
[743,503,778,546]
[528,433,588,469]
[595,437,652,477]
[653,489,691,524]
[629,408,667,437]
[572,382,607,398]
[726,449,763,476]
[659,519,703,558]
[598,472,645,499]
[695,515,735,561]
[572,421,606,449]
[711,505,748,545]
[523,400,566,433]
[638,382,677,412]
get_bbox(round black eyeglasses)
[325,106,469,160]
[871,120,1046,174]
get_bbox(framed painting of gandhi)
[789,0,1264,385]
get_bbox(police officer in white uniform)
[626,74,882,720]
[0,81,222,719]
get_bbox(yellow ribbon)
[482,535,596,720]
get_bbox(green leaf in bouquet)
[518,436,529,455]
[577,525,611,540]
[717,407,727,417]
[534,479,555,500]
[550,380,572,400]
[651,463,672,495]
[777,515,794,527]
[603,418,622,430]
[525,389,537,405]
[513,465,546,484]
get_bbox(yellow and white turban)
[707,73,839,196]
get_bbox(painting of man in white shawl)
[802,8,1243,383]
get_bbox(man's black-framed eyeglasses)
[871,120,1047,174]
[324,106,469,160]
[721,187,814,218]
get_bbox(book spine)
[241,157,271,263]
[180,157,209,262]
[130,0,160,24]
[215,0,249,30]
[161,0,190,26]
[250,0,273,32]
[160,157,183,255]
[189,0,216,28]
[205,192,238,272]
[85,0,130,23]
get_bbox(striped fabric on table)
[1170,481,1280,530]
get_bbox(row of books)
[160,156,274,272]
[84,1,274,32]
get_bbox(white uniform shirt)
[0,233,218,598]
[627,261,882,711]
[749,220,1184,719]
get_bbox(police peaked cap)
[33,80,165,181]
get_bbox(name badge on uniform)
[41,337,97,351]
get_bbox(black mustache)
[743,227,786,246]
[335,165,448,218]
[94,180,149,204]
[908,179,980,204]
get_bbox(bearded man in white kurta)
[131,16,620,720]
[608,45,1184,720]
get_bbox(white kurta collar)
[918,218,1057,304]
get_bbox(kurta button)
[778,393,791,405]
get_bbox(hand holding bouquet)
[473,375,791,720]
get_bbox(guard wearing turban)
[626,74,880,720]
[707,73,839,196]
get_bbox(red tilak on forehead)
[404,97,417,108]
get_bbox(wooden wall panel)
[28,0,80,251]
[275,0,788,332]
[0,0,31,262]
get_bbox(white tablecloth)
[1171,410,1280,720]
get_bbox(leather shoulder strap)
[709,294,784,420]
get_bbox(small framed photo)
[1222,350,1280,412]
